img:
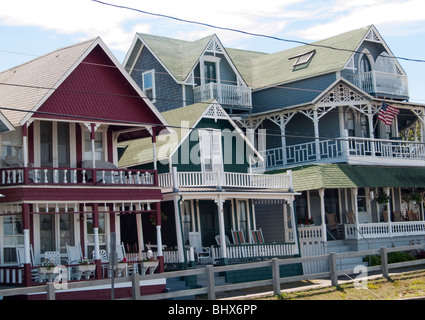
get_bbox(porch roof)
[272,164,425,191]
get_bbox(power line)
[90,0,425,64]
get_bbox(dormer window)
[290,50,316,70]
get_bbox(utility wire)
[90,0,425,63]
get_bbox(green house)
[119,100,299,266]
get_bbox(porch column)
[22,122,29,184]
[173,195,185,264]
[385,187,393,237]
[152,127,157,171]
[319,189,326,241]
[216,195,227,263]
[22,203,32,286]
[288,197,299,255]
[313,109,321,161]
[90,123,97,169]
[279,120,287,166]
[352,188,361,239]
[367,104,376,156]
[155,201,164,272]
[92,203,101,279]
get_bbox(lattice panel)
[204,103,228,120]
[319,83,365,104]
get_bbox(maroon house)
[0,37,169,299]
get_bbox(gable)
[119,100,262,169]
[35,44,161,128]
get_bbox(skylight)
[290,50,316,70]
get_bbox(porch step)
[326,240,369,272]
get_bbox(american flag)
[378,101,399,125]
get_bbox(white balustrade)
[158,170,291,190]
[1,167,155,186]
[193,83,252,107]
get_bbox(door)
[204,61,217,84]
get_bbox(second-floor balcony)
[259,136,425,170]
[352,71,409,98]
[158,169,293,191]
[193,83,252,108]
[0,166,157,187]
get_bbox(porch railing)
[210,242,298,261]
[345,221,425,239]
[288,225,324,242]
[0,167,157,186]
[193,83,252,108]
[258,136,425,170]
[352,70,409,97]
[158,169,292,190]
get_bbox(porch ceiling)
[277,164,425,191]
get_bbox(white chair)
[66,244,83,265]
[93,249,110,278]
[40,251,61,282]
[250,229,265,244]
[16,245,39,282]
[189,232,211,264]
[43,251,61,266]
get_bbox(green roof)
[274,164,425,191]
[137,33,213,82]
[119,101,210,168]
[134,26,372,90]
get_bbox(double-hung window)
[142,69,156,102]
[199,129,223,173]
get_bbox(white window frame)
[200,56,221,86]
[198,129,223,173]
[142,69,156,102]
[83,127,107,162]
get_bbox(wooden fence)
[1,244,424,300]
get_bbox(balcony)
[258,136,425,170]
[158,169,292,191]
[0,166,157,186]
[352,71,408,98]
[193,83,252,108]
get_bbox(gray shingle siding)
[130,47,183,112]
[251,73,337,113]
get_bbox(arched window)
[360,54,372,74]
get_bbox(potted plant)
[377,194,389,204]
[411,193,421,204]
[149,212,167,226]
[141,257,159,275]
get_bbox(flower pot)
[76,264,96,280]
[141,260,158,275]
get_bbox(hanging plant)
[411,193,421,203]
[377,194,389,204]
[149,212,167,226]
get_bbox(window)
[142,70,156,102]
[86,212,106,259]
[290,50,315,70]
[39,121,70,168]
[346,110,355,137]
[2,215,23,263]
[238,201,249,242]
[84,130,104,161]
[40,210,75,254]
[1,127,23,166]
[199,129,223,172]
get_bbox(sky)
[0,0,424,103]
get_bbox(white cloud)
[1,0,425,53]
[297,0,425,40]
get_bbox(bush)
[364,250,417,266]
